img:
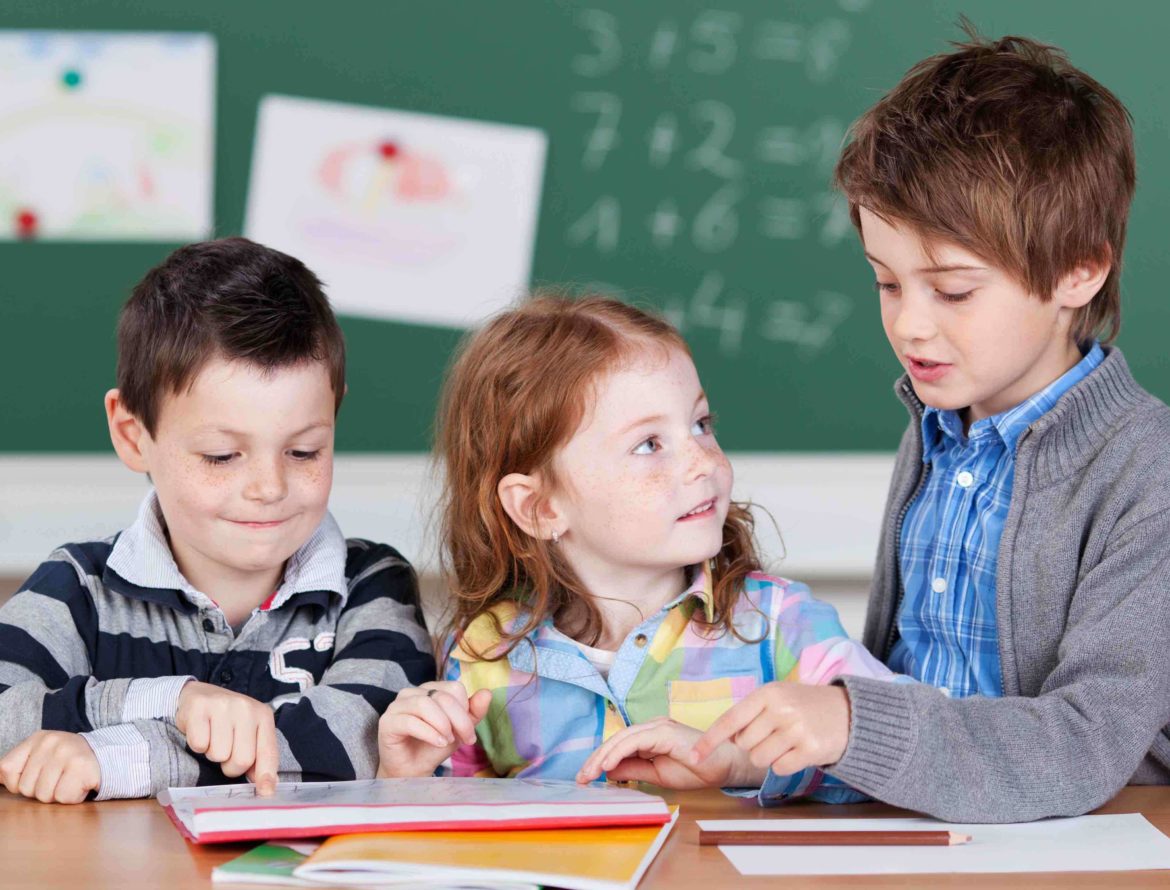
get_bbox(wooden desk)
[3,786,1170,888]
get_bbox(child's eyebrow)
[917,263,989,274]
[286,421,334,437]
[865,251,987,275]
[617,414,666,436]
[192,421,333,438]
[615,393,708,437]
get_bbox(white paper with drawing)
[701,814,1170,875]
[0,31,214,241]
[245,94,546,327]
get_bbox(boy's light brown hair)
[834,27,1135,344]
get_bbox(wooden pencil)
[698,829,972,847]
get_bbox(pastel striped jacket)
[445,565,905,803]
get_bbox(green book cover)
[211,842,317,886]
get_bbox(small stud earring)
[551,530,561,545]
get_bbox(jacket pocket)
[667,675,759,731]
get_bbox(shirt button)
[931,577,947,593]
[956,471,974,488]
[202,618,215,633]
[940,687,952,698]
[219,669,234,685]
[634,633,648,648]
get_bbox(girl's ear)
[497,472,562,540]
[105,388,151,474]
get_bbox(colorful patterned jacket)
[445,565,908,803]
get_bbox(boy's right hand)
[175,681,279,794]
[377,681,492,778]
[0,730,101,804]
[575,717,767,790]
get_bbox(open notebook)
[160,777,672,843]
[290,807,679,890]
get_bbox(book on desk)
[159,776,671,844]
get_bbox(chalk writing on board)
[566,194,620,253]
[575,274,853,360]
[573,91,622,170]
[688,100,742,178]
[572,9,621,78]
[565,6,867,359]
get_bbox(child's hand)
[575,717,767,790]
[690,682,851,778]
[0,730,101,804]
[377,681,492,778]
[175,681,279,795]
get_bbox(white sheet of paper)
[0,30,214,241]
[245,94,546,327]
[699,814,1170,875]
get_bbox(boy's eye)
[201,453,235,466]
[289,450,321,461]
[632,437,661,455]
[691,414,716,436]
[936,289,974,303]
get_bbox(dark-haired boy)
[0,238,434,803]
[694,33,1170,822]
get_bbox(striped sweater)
[0,492,435,799]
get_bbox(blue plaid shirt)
[888,343,1104,698]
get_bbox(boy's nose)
[889,292,937,343]
[244,458,288,503]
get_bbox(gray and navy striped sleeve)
[0,547,188,756]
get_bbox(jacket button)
[202,618,215,633]
[634,633,648,648]
[219,669,234,685]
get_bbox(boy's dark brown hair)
[116,237,345,433]
[834,26,1135,344]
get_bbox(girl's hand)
[377,681,492,778]
[0,730,102,804]
[690,682,851,777]
[575,717,767,790]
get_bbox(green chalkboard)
[2,0,1168,452]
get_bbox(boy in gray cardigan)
[691,32,1170,822]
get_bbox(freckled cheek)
[714,452,733,494]
[293,460,333,509]
[615,467,674,515]
[156,452,231,516]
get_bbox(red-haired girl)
[377,295,905,802]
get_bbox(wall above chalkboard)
[2,0,1167,452]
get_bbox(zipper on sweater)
[883,456,931,661]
